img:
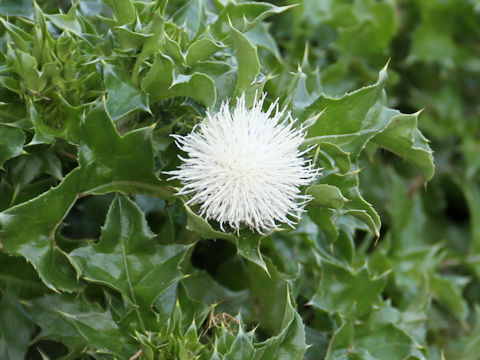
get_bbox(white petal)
[169,93,319,233]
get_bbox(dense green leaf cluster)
[0,0,476,359]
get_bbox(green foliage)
[0,0,478,359]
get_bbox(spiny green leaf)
[354,323,423,360]
[213,2,295,39]
[11,49,46,92]
[237,230,268,274]
[176,283,210,331]
[325,317,354,360]
[307,184,348,210]
[71,195,189,308]
[186,38,224,66]
[104,63,150,121]
[182,270,250,315]
[29,96,85,145]
[141,53,174,100]
[304,65,387,133]
[161,31,184,64]
[142,54,216,106]
[224,327,255,360]
[310,261,387,315]
[318,142,351,174]
[5,146,62,205]
[110,0,136,25]
[27,295,89,350]
[244,22,282,61]
[132,11,165,82]
[295,65,428,184]
[168,73,216,107]
[116,26,152,52]
[256,292,307,360]
[0,104,173,291]
[248,259,293,333]
[326,316,424,360]
[172,0,206,38]
[46,7,83,37]
[307,207,339,243]
[184,204,237,242]
[0,17,33,53]
[316,170,381,238]
[0,124,24,168]
[230,25,260,102]
[372,111,435,181]
[27,294,137,357]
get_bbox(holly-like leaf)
[244,22,282,61]
[303,67,434,180]
[142,54,216,107]
[307,184,348,210]
[230,25,260,101]
[308,207,339,243]
[314,170,381,238]
[141,53,174,101]
[186,38,224,66]
[6,146,62,202]
[10,49,46,93]
[182,270,250,315]
[0,103,173,291]
[27,294,137,357]
[28,97,85,145]
[325,316,424,360]
[46,7,83,37]
[237,230,268,274]
[303,66,390,158]
[310,260,387,315]
[224,327,255,360]
[71,195,189,308]
[213,2,295,39]
[167,73,216,107]
[248,258,292,333]
[172,0,206,38]
[184,206,269,271]
[0,124,24,168]
[372,111,435,181]
[184,204,237,242]
[104,63,150,121]
[110,0,136,25]
[256,292,308,360]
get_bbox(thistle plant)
[2,0,478,359]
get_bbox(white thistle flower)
[168,94,319,233]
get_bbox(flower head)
[168,94,319,233]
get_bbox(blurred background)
[265,0,480,357]
[269,0,480,356]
